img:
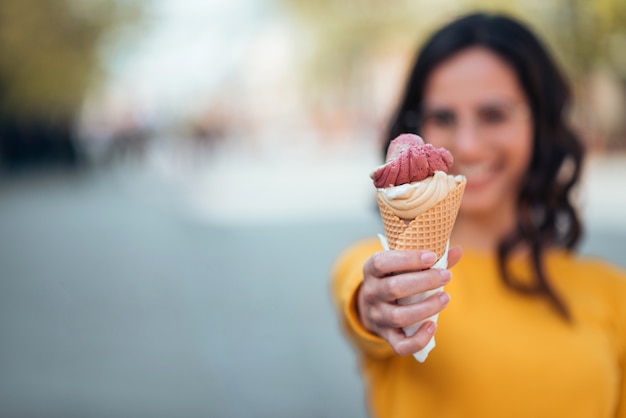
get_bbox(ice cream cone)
[371,134,465,362]
[375,178,465,362]
[376,178,466,259]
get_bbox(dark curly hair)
[385,12,585,319]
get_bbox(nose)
[452,117,484,160]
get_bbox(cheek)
[506,126,534,181]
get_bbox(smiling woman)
[384,14,586,317]
[331,12,626,418]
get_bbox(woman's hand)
[358,246,462,356]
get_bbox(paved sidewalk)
[0,165,372,418]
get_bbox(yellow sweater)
[332,238,626,418]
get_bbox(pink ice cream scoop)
[370,133,453,188]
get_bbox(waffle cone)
[377,178,466,259]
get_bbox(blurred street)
[1,141,625,418]
[0,153,374,418]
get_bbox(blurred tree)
[279,0,626,148]
[552,0,626,77]
[277,0,450,100]
[276,0,463,143]
[0,0,143,170]
[546,0,626,149]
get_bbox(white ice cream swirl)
[377,171,464,220]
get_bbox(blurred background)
[1,0,625,417]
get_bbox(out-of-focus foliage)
[0,0,142,119]
[280,0,626,86]
[547,0,626,79]
[277,0,454,96]
[462,0,626,81]
[0,0,144,170]
[279,0,626,148]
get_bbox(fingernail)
[439,292,450,305]
[426,323,437,334]
[421,252,437,264]
[440,269,451,283]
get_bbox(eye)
[423,110,455,127]
[479,107,507,124]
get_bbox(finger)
[377,268,451,301]
[379,291,450,328]
[364,250,439,278]
[447,245,463,268]
[386,321,438,357]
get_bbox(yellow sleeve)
[612,267,626,418]
[330,238,396,359]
